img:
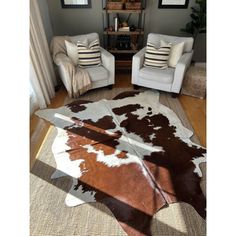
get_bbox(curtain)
[30,0,56,115]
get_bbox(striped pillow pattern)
[144,42,171,69]
[77,39,101,67]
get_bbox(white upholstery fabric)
[172,51,193,93]
[82,66,108,82]
[51,33,115,96]
[132,47,146,86]
[132,33,194,94]
[100,47,115,84]
[70,33,98,46]
[147,33,193,53]
[139,67,174,84]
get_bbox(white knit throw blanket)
[71,68,92,98]
[50,36,92,98]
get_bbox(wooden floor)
[30,69,206,169]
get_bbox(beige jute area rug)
[30,87,206,236]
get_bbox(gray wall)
[46,0,206,62]
[37,0,54,45]
[47,0,103,37]
[145,0,195,36]
[144,0,206,62]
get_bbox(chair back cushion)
[70,33,100,46]
[147,33,194,53]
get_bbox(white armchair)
[51,33,115,97]
[132,33,194,95]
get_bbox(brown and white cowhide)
[35,90,206,236]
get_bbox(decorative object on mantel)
[118,26,130,32]
[106,0,124,10]
[130,24,136,31]
[114,17,118,31]
[131,35,138,50]
[158,0,189,9]
[35,90,206,236]
[125,0,142,10]
[106,0,142,10]
[116,35,131,50]
[181,65,206,99]
[117,12,132,29]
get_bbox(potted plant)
[181,0,206,42]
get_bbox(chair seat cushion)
[139,66,175,84]
[76,66,108,82]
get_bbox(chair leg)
[108,85,113,90]
[133,84,140,90]
[171,93,179,98]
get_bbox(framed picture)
[61,0,92,8]
[158,0,189,9]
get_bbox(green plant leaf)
[191,7,200,13]
[180,0,206,38]
[185,22,195,35]
[190,13,199,21]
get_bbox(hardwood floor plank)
[179,95,206,147]
[114,69,132,88]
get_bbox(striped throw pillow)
[77,39,101,68]
[144,42,171,69]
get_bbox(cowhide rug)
[35,90,206,236]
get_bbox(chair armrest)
[132,47,146,84]
[172,50,193,93]
[100,47,115,84]
[132,47,146,69]
[100,47,115,69]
